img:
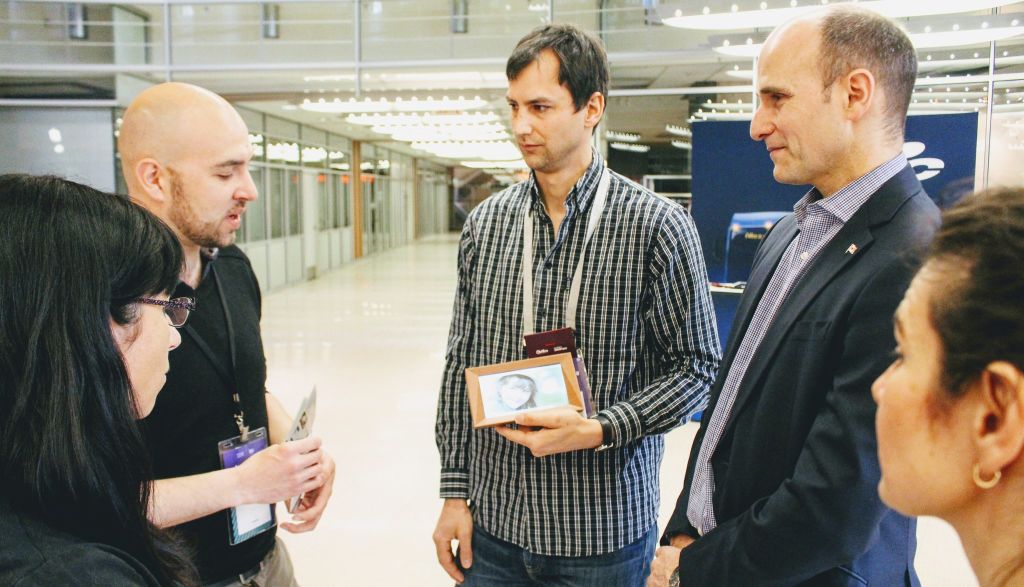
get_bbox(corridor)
[263,235,972,587]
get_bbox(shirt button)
[538,308,547,318]
[800,251,809,261]
[545,261,553,269]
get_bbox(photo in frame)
[465,353,584,428]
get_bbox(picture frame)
[465,353,584,428]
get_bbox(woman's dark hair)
[0,174,195,584]
[926,188,1024,396]
[506,23,610,114]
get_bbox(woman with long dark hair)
[872,188,1024,587]
[0,175,196,585]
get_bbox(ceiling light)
[610,142,650,153]
[267,141,300,163]
[377,125,510,142]
[663,1,1017,31]
[302,147,328,163]
[911,26,1022,49]
[412,140,521,160]
[300,95,488,114]
[460,159,528,170]
[607,130,641,142]
[727,69,755,80]
[714,25,1024,57]
[671,140,693,150]
[346,112,500,126]
[303,74,356,83]
[665,124,692,137]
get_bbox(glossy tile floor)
[263,234,976,587]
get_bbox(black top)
[140,246,274,583]
[0,497,160,586]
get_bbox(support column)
[412,157,421,239]
[352,141,364,258]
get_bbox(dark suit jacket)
[664,165,940,586]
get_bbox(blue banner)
[691,113,978,283]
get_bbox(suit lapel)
[718,165,921,438]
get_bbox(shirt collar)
[527,148,605,213]
[200,247,219,280]
[793,153,908,226]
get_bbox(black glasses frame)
[136,297,196,328]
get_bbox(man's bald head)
[118,82,257,258]
[762,6,916,140]
[119,82,251,197]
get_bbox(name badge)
[218,427,275,545]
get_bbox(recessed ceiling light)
[665,1,1017,31]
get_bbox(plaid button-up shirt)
[436,151,721,556]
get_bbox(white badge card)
[218,427,275,545]
[285,387,318,513]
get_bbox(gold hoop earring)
[973,463,1002,489]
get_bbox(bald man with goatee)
[121,82,335,586]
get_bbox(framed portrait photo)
[465,353,584,428]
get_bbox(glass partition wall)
[4,1,1022,296]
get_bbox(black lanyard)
[182,261,250,439]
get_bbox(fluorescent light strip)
[701,101,754,110]
[671,140,693,150]
[606,130,641,142]
[690,113,753,121]
[665,124,692,137]
[412,140,522,160]
[918,55,1024,71]
[381,127,510,142]
[715,27,1024,58]
[460,159,529,170]
[610,142,651,153]
[346,112,501,126]
[664,0,1017,31]
[301,96,488,114]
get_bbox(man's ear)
[134,158,172,204]
[843,67,876,123]
[973,362,1024,479]
[583,91,606,130]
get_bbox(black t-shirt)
[0,497,161,586]
[141,246,275,583]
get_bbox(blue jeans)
[458,525,657,587]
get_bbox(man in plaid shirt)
[432,24,721,586]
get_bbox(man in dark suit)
[650,6,939,586]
